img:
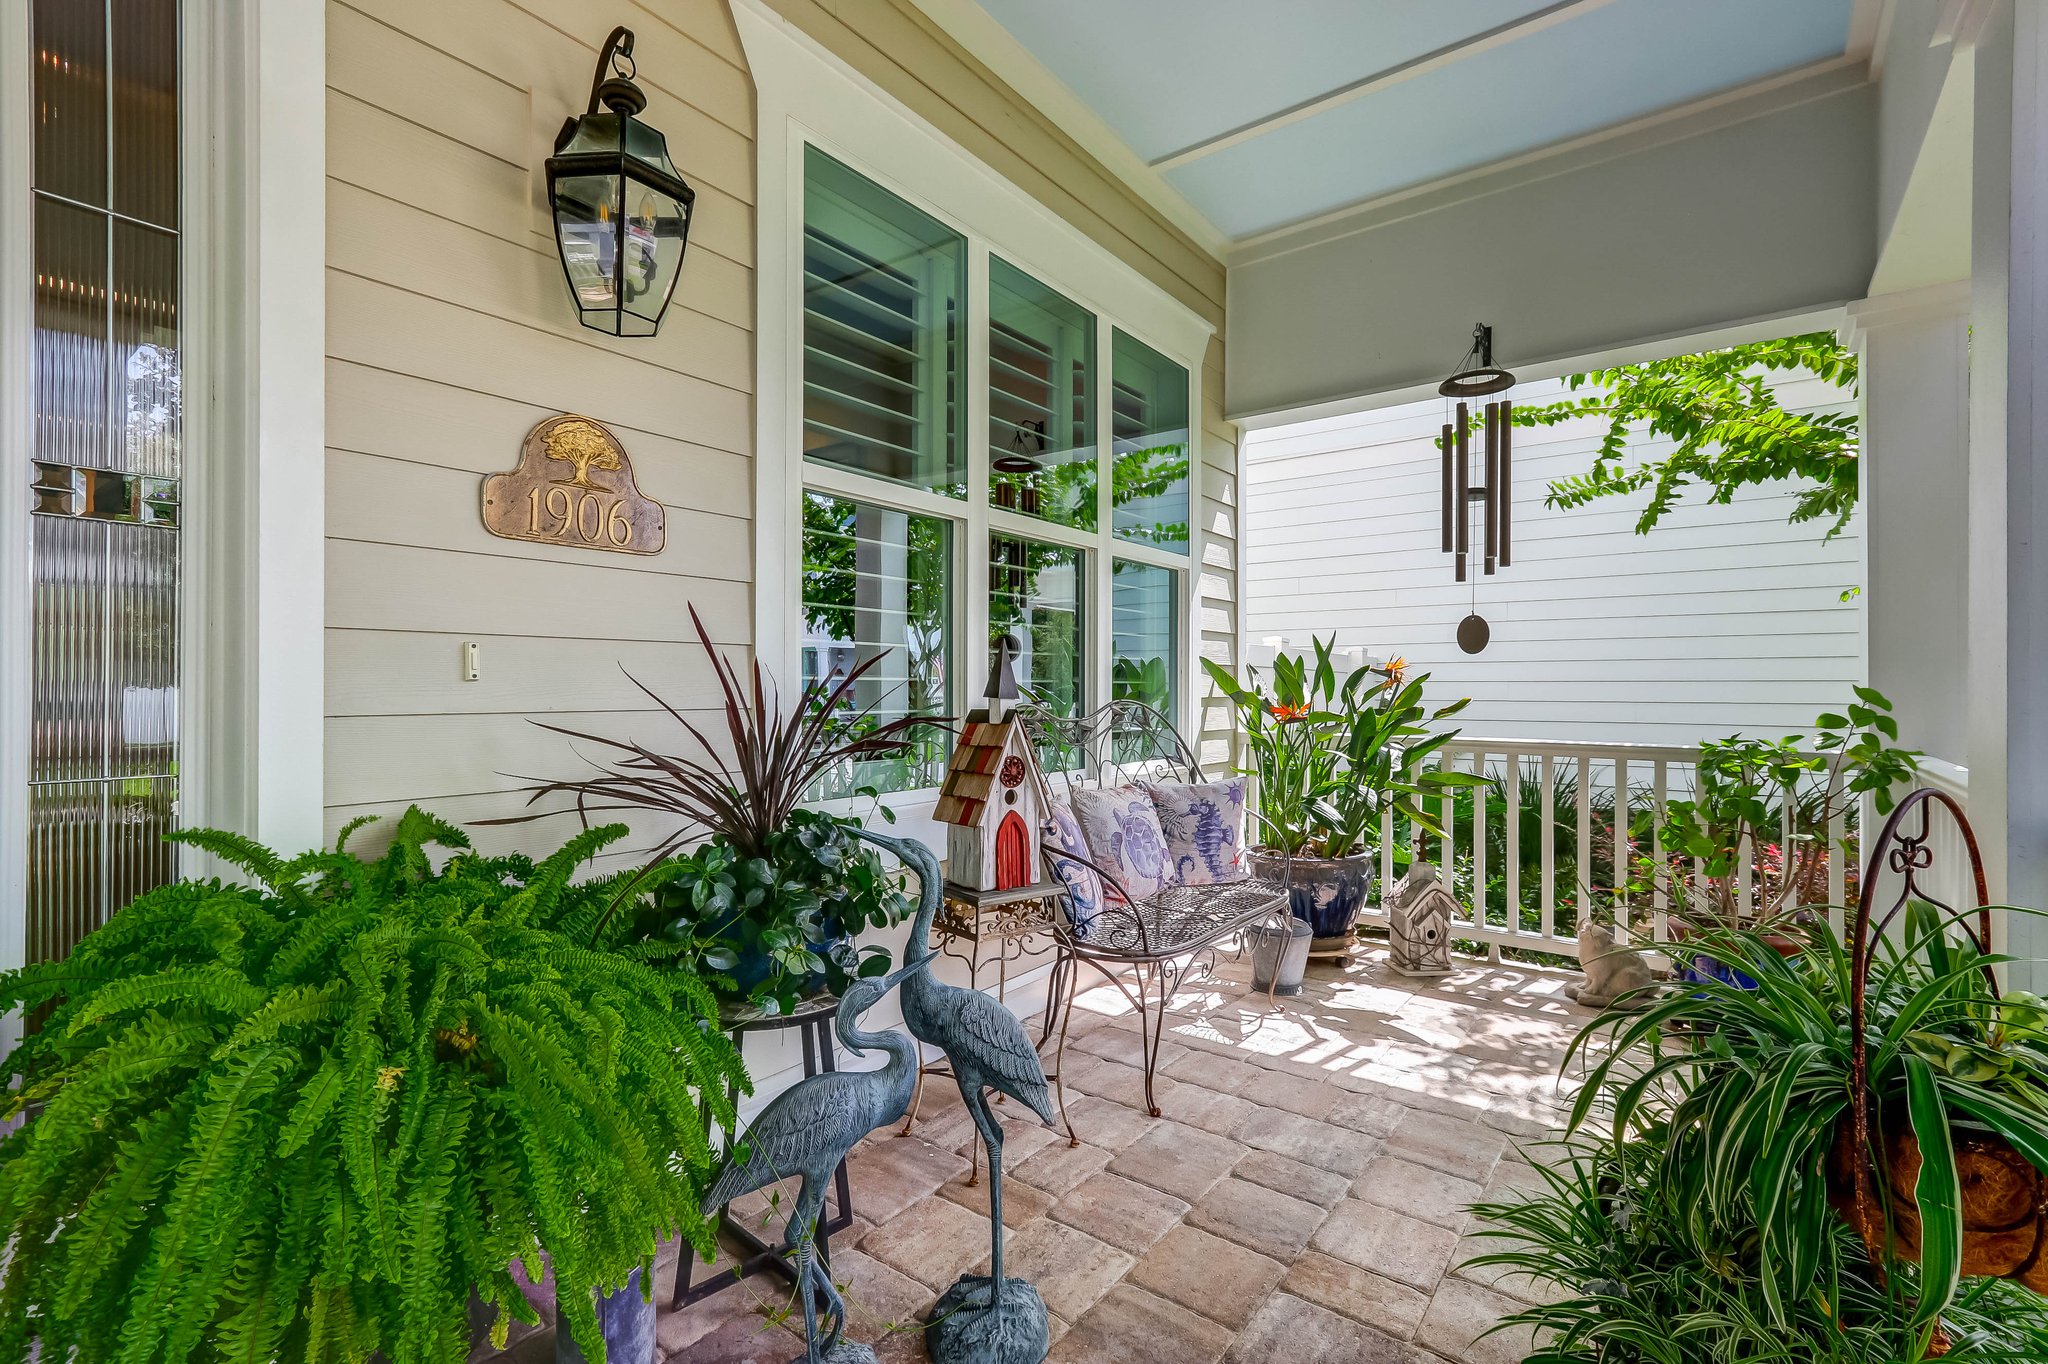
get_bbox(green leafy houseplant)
[498,605,934,1014]
[0,809,746,1364]
[1486,906,2048,1360]
[648,806,908,1016]
[1470,1136,2048,1363]
[1656,688,1920,931]
[1202,638,1482,858]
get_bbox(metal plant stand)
[673,994,856,1309]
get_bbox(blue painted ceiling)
[970,0,1856,240]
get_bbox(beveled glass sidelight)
[26,0,183,966]
[546,27,695,337]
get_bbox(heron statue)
[853,828,1055,1364]
[700,966,919,1364]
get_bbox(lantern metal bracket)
[585,27,645,116]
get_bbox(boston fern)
[0,808,746,1364]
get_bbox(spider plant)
[1469,1137,2048,1362]
[1552,907,2048,1357]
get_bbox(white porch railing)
[1354,738,1974,964]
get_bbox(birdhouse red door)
[994,811,1030,891]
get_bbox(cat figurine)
[1567,915,1656,1010]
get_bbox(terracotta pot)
[1828,1114,2048,1291]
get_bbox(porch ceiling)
[940,0,1864,241]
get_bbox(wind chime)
[992,418,1046,516]
[1439,323,1516,654]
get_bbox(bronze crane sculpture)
[853,828,1055,1364]
[700,966,918,1364]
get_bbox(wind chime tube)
[1440,423,1455,553]
[1499,400,1513,567]
[1483,401,1500,575]
[1453,401,1469,582]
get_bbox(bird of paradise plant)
[1202,637,1482,859]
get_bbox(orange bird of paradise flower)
[1269,701,1313,722]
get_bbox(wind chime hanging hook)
[1439,323,1516,653]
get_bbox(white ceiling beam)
[1147,0,1623,172]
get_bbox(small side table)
[900,878,1063,1134]
[672,993,855,1309]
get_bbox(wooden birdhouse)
[1388,863,1458,978]
[934,637,1048,892]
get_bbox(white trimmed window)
[794,147,1196,794]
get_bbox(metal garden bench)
[1015,699,1292,1122]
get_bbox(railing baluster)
[1540,753,1556,943]
[1504,752,1520,942]
[1828,805,1846,939]
[1737,832,1753,923]
[1576,756,1592,937]
[1653,759,1669,944]
[1381,802,1395,905]
[1613,755,1630,939]
[1471,750,1489,933]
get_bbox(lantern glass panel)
[618,171,688,335]
[553,172,624,313]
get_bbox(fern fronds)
[0,805,742,1364]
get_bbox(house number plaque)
[482,415,664,555]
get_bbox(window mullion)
[963,240,991,707]
[801,460,961,520]
[1090,309,1114,732]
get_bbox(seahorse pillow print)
[1146,777,1248,887]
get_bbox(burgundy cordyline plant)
[491,605,943,863]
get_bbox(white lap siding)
[1243,371,1861,746]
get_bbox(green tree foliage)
[1513,331,1859,538]
[0,809,747,1364]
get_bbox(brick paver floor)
[481,945,1591,1363]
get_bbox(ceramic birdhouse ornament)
[1388,863,1458,977]
[935,637,1048,892]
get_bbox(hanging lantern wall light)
[546,27,696,337]
[1439,323,1516,653]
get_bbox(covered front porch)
[6,2,2048,1363]
[485,945,1580,1364]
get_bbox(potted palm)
[0,809,747,1364]
[1203,640,1480,951]
[495,605,938,1015]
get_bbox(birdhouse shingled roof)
[933,719,1016,827]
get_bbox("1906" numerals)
[527,484,633,547]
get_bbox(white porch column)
[1842,285,1973,764]
[1970,3,2048,987]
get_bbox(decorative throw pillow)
[1071,784,1173,901]
[1146,777,1249,886]
[1043,800,1104,939]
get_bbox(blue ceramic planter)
[1249,850,1375,944]
[557,1269,655,1364]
